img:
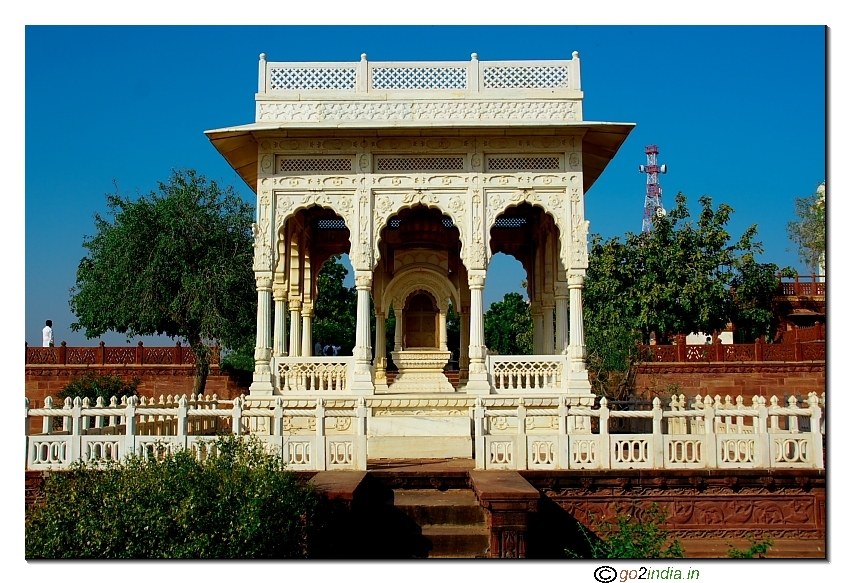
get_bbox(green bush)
[56,372,139,403]
[728,535,773,558]
[568,503,685,559]
[26,435,321,558]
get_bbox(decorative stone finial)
[471,52,478,61]
[360,53,368,61]
[572,51,579,59]
[259,53,266,61]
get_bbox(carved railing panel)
[278,358,353,392]
[489,356,563,393]
[104,347,135,365]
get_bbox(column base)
[464,375,491,395]
[351,362,375,395]
[249,373,274,397]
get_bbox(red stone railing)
[25,341,221,366]
[643,335,824,363]
[782,322,825,344]
[777,274,825,297]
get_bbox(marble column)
[532,304,544,355]
[301,304,313,357]
[555,287,569,355]
[568,272,586,369]
[273,288,288,357]
[438,309,448,351]
[394,308,404,351]
[459,307,470,381]
[542,302,555,355]
[250,276,274,395]
[288,299,302,357]
[351,272,374,394]
[466,272,490,394]
[374,311,387,388]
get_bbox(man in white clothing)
[42,320,54,347]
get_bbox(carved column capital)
[468,274,486,289]
[289,298,302,311]
[255,277,273,291]
[355,272,373,290]
[568,272,585,287]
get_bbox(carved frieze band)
[257,101,579,123]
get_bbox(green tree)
[484,292,533,355]
[585,193,777,344]
[787,182,826,272]
[69,169,256,395]
[312,255,357,355]
[584,193,781,396]
[730,257,781,343]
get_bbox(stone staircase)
[389,488,489,558]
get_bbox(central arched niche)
[382,266,458,394]
[404,292,438,349]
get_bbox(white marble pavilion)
[204,53,635,459]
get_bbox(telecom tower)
[639,144,667,232]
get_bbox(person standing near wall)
[42,320,54,347]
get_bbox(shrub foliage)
[26,435,320,559]
[56,372,140,403]
[568,503,685,559]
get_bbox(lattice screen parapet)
[259,55,581,94]
[371,66,468,90]
[481,65,570,89]
[268,66,357,91]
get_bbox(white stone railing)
[259,54,581,96]
[277,357,353,393]
[473,393,824,471]
[488,355,565,393]
[25,395,367,471]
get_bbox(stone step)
[387,488,490,558]
[419,524,490,558]
[392,489,487,526]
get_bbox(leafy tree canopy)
[69,169,256,394]
[585,192,780,350]
[787,182,825,272]
[313,255,357,355]
[484,292,533,355]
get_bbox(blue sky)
[22,24,825,346]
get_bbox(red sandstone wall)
[25,366,249,434]
[634,363,825,399]
[25,366,248,406]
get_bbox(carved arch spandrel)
[371,191,468,271]
[485,188,571,271]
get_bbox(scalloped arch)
[274,200,356,271]
[372,197,467,272]
[486,193,569,271]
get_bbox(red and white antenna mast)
[639,144,667,232]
